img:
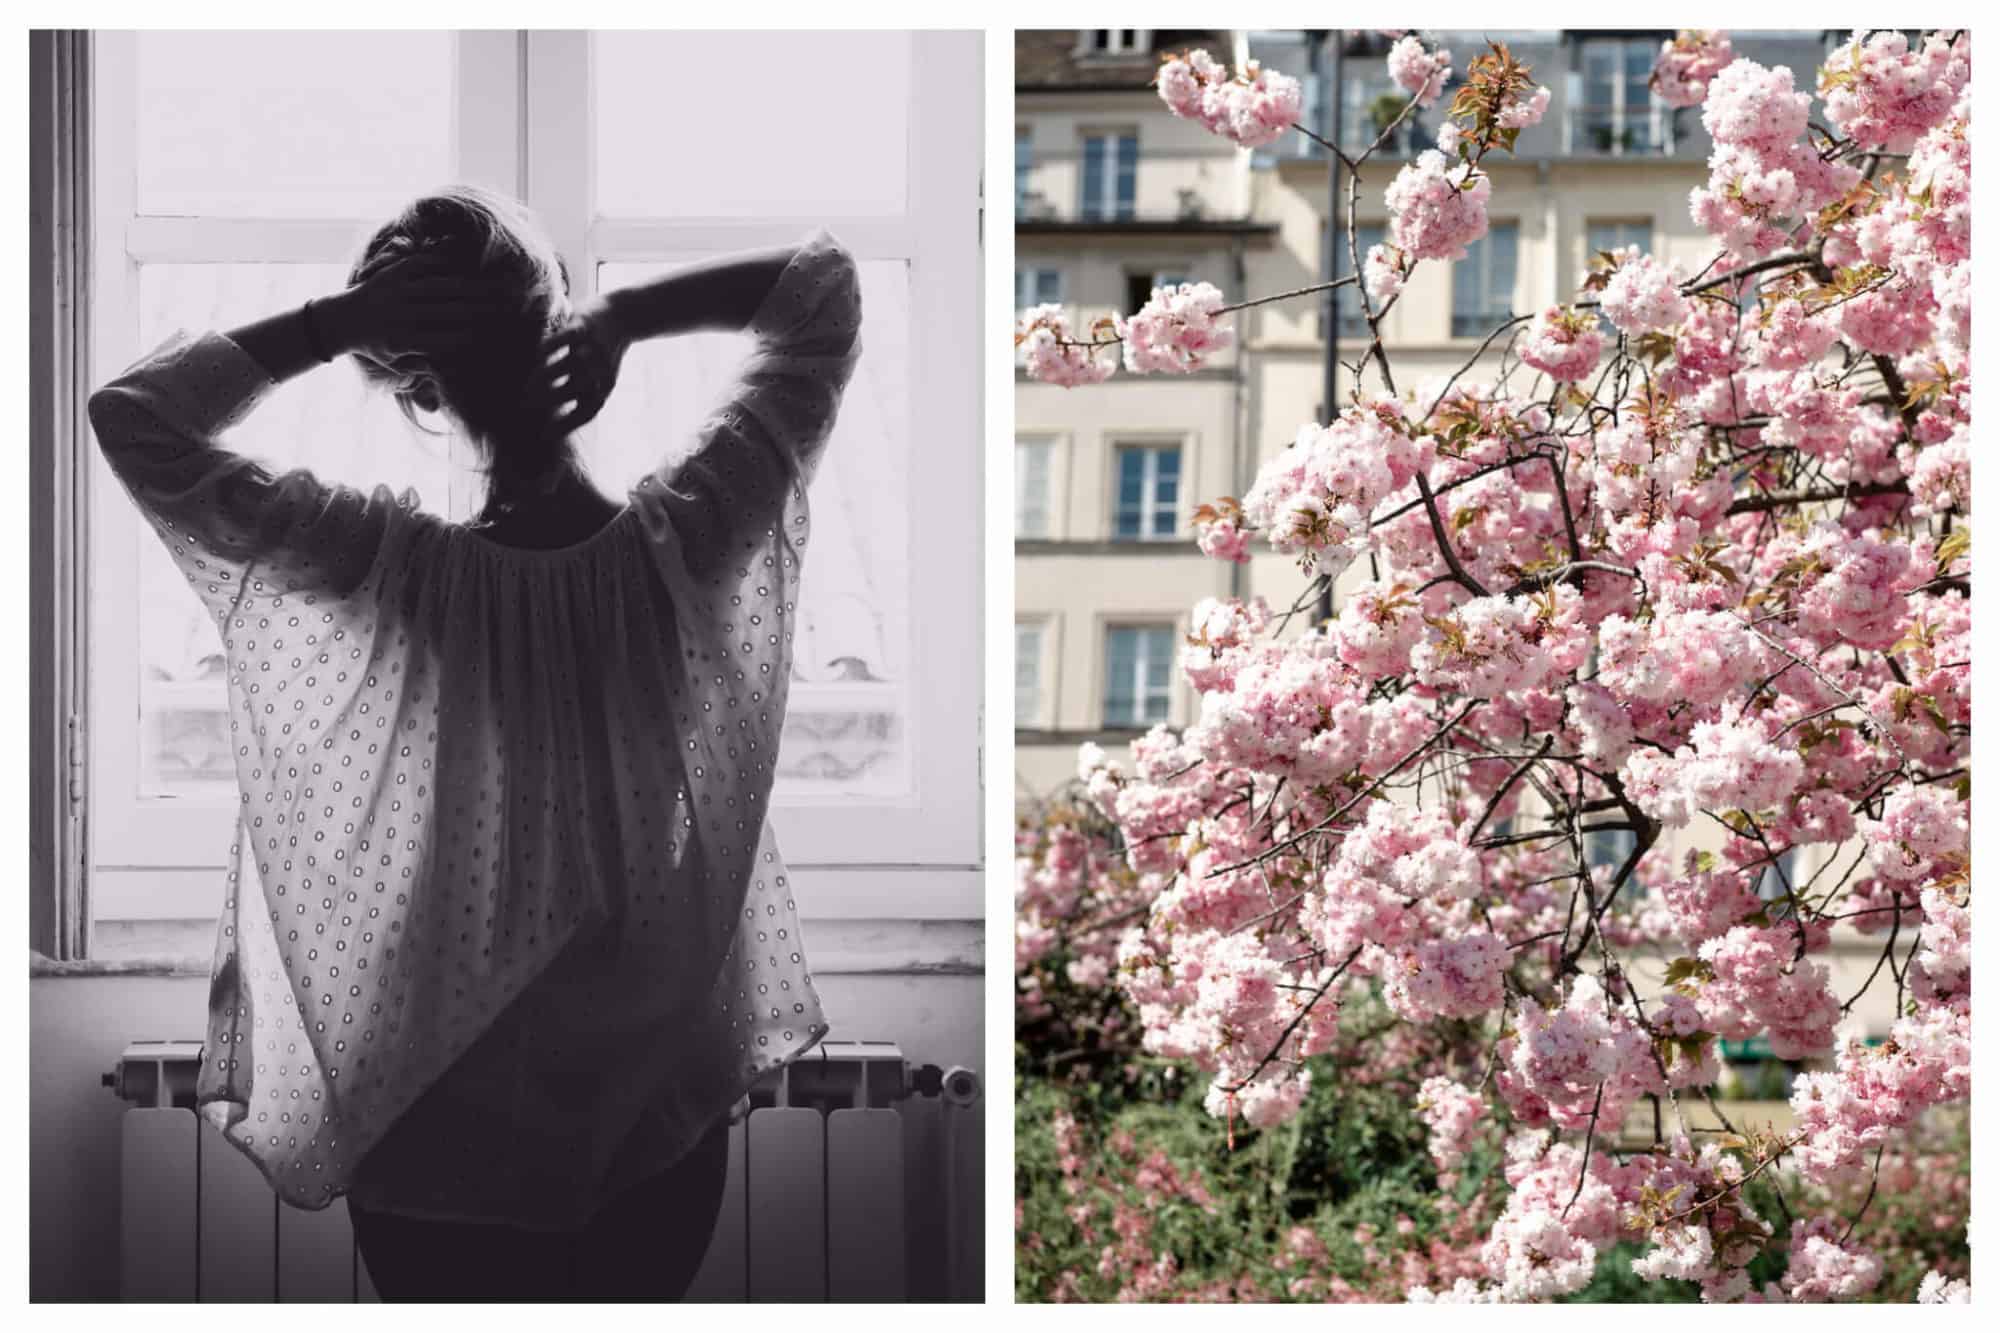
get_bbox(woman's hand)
[322,251,519,372]
[531,296,632,432]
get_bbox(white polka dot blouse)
[88,232,862,1230]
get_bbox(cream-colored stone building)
[1015,29,1902,1051]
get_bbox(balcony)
[1566,103,1678,156]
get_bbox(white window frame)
[1015,435,1054,538]
[1015,265,1063,311]
[1078,130,1138,221]
[1100,621,1176,729]
[84,31,981,933]
[1450,220,1518,339]
[1014,618,1052,729]
[1567,34,1674,156]
[1110,440,1182,542]
[1081,30,1151,56]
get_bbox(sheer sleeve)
[627,230,862,584]
[88,330,398,624]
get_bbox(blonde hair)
[349,185,575,490]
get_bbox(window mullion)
[454,30,524,199]
[522,30,595,303]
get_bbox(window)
[1016,125,1032,210]
[1112,443,1181,540]
[1016,266,1063,310]
[1572,35,1671,154]
[1451,221,1517,338]
[1587,219,1653,326]
[1340,64,1434,155]
[1585,218,1652,260]
[1015,621,1048,726]
[1016,437,1054,537]
[1083,30,1150,56]
[1124,269,1189,314]
[1332,222,1387,339]
[76,31,982,952]
[1586,825,1639,876]
[1102,625,1175,728]
[1079,131,1138,221]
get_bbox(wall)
[30,926,982,1303]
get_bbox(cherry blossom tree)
[1018,31,1970,1303]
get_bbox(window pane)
[126,263,457,798]
[1452,223,1516,337]
[596,258,912,798]
[1104,625,1174,726]
[1082,136,1107,217]
[134,31,453,218]
[1103,628,1137,723]
[1016,439,1050,537]
[1015,624,1043,722]
[594,31,911,218]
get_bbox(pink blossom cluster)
[1651,31,1737,108]
[1362,243,1408,308]
[1410,589,1589,700]
[1415,1077,1486,1168]
[1155,49,1304,149]
[1118,281,1233,375]
[1918,1272,1971,1303]
[1239,405,1432,577]
[1780,1217,1885,1301]
[1596,247,1691,335]
[1820,31,1970,152]
[1387,35,1452,108]
[1692,59,1861,256]
[1500,976,1658,1130]
[1864,781,1969,882]
[1017,305,1116,386]
[1790,1005,1970,1180]
[1384,151,1492,261]
[1520,306,1605,383]
[1622,707,1807,827]
[1695,925,1841,1058]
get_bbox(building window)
[1586,825,1639,876]
[1586,219,1654,326]
[1112,443,1180,540]
[1016,621,1047,726]
[1340,64,1435,155]
[1016,437,1053,537]
[1451,221,1517,338]
[1103,625,1175,728]
[1016,266,1063,310]
[1083,30,1150,56]
[1572,34,1672,154]
[1332,222,1387,339]
[1080,131,1138,221]
[1123,269,1189,313]
[69,31,979,957]
[1015,125,1031,210]
[1585,218,1652,260]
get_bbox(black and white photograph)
[27,26,984,1303]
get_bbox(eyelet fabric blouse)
[87,232,862,1230]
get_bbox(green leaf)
[1663,957,1714,988]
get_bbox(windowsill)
[1016,538,1202,556]
[30,950,207,978]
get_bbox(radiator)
[108,1039,982,1302]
